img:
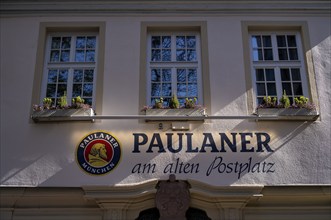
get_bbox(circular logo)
[76,131,121,175]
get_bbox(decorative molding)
[1,185,330,219]
[83,179,158,210]
[1,0,330,16]
[155,174,191,220]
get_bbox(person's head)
[90,143,107,160]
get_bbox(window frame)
[249,30,310,107]
[242,21,319,114]
[31,22,105,120]
[41,32,98,107]
[146,31,203,106]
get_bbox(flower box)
[144,108,206,121]
[256,108,319,121]
[31,108,94,122]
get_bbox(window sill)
[144,108,206,121]
[31,108,95,122]
[256,108,319,121]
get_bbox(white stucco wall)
[0,14,330,187]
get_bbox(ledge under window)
[30,108,320,122]
[31,108,95,122]
[144,108,206,121]
[256,108,319,121]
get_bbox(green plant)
[42,97,52,107]
[294,96,309,108]
[154,97,163,109]
[169,95,180,109]
[72,96,85,108]
[185,97,197,108]
[279,90,290,108]
[58,92,68,108]
[263,96,277,108]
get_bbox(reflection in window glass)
[251,35,273,61]
[251,32,306,106]
[45,34,97,107]
[148,33,200,107]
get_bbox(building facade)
[1,1,330,219]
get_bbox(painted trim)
[30,22,106,123]
[139,21,211,116]
[1,1,330,16]
[1,184,330,220]
[241,21,319,114]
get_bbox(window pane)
[83,84,93,96]
[46,84,56,97]
[278,49,288,60]
[151,83,161,96]
[162,69,172,82]
[162,49,171,61]
[76,37,85,49]
[293,83,303,95]
[84,98,92,106]
[177,69,186,82]
[86,37,96,48]
[187,36,196,48]
[262,36,272,47]
[48,69,58,83]
[163,98,170,106]
[277,35,287,47]
[281,69,291,81]
[84,69,94,82]
[151,69,160,82]
[289,48,298,60]
[265,69,275,81]
[162,83,172,96]
[151,49,161,61]
[86,50,95,62]
[178,98,185,106]
[252,49,263,61]
[73,69,83,82]
[51,37,61,49]
[58,70,68,82]
[176,49,186,61]
[267,83,277,96]
[282,83,292,95]
[176,36,185,48]
[72,84,82,97]
[187,83,198,96]
[287,35,297,47]
[291,68,301,80]
[264,49,273,60]
[188,69,197,82]
[187,49,197,61]
[50,51,60,62]
[162,36,171,48]
[57,84,67,97]
[255,69,265,81]
[177,83,186,97]
[75,50,85,62]
[60,50,70,62]
[151,36,161,48]
[256,83,266,96]
[252,36,261,47]
[257,97,264,105]
[61,37,71,49]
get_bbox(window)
[147,32,202,106]
[250,32,308,105]
[41,33,98,107]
